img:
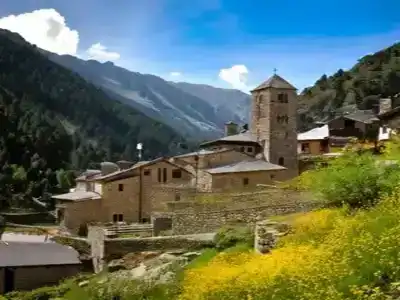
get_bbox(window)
[243,178,249,186]
[163,168,167,183]
[118,184,124,191]
[240,146,245,152]
[141,218,150,223]
[175,193,181,201]
[382,126,388,134]
[172,169,182,179]
[270,174,275,180]
[277,93,288,103]
[112,214,123,223]
[157,168,161,182]
[301,143,310,153]
[278,157,285,166]
[277,115,289,124]
[247,147,253,153]
[344,119,355,128]
[144,169,151,176]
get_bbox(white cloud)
[169,71,182,77]
[219,65,249,90]
[0,8,120,63]
[86,43,120,62]
[0,8,79,55]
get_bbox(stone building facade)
[250,75,299,178]
[53,159,194,233]
[53,74,303,233]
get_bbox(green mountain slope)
[0,29,187,209]
[298,42,400,131]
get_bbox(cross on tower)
[273,68,277,75]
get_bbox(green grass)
[186,248,219,269]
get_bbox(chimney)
[379,98,392,115]
[116,160,135,170]
[100,162,120,176]
[224,121,238,136]
[372,104,379,115]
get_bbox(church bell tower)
[250,74,298,177]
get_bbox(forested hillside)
[0,29,188,210]
[298,42,400,131]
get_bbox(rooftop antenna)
[136,143,143,162]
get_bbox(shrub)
[213,224,254,250]
[6,283,71,300]
[292,149,400,208]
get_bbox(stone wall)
[171,201,317,235]
[103,236,214,261]
[164,189,319,235]
[152,214,173,236]
[87,225,214,273]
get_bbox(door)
[4,267,15,293]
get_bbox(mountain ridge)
[45,53,251,140]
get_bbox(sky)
[0,0,399,93]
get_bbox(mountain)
[298,42,400,131]
[0,29,188,209]
[47,54,251,140]
[172,82,251,127]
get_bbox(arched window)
[278,157,285,166]
[278,93,288,103]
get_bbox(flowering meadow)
[179,139,400,300]
[180,194,400,299]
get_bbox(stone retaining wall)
[103,236,213,261]
[171,201,319,235]
[87,225,214,273]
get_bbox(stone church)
[52,74,300,233]
[196,73,299,180]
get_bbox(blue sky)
[0,0,399,92]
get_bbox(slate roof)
[205,159,286,174]
[378,105,400,119]
[94,157,191,182]
[251,74,297,92]
[174,148,231,159]
[200,131,258,147]
[338,110,379,124]
[0,242,81,267]
[52,191,101,201]
[298,125,329,141]
[75,169,102,181]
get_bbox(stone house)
[298,101,393,155]
[0,242,81,294]
[378,103,400,133]
[297,124,330,155]
[53,158,193,233]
